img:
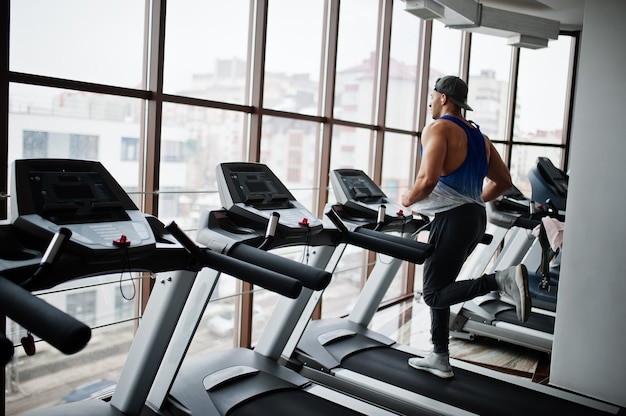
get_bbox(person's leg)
[410,204,489,378]
[422,204,488,353]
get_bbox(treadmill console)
[11,159,155,254]
[528,157,568,211]
[329,169,412,226]
[491,185,531,214]
[331,169,385,205]
[487,185,535,229]
[216,162,323,231]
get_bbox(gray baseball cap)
[434,76,473,111]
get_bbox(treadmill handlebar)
[0,275,92,355]
[229,243,332,290]
[201,249,302,299]
[1,334,13,366]
[257,212,279,251]
[326,208,433,264]
[165,221,302,299]
[513,216,542,230]
[21,227,73,289]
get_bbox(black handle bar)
[326,208,433,264]
[229,243,332,290]
[514,216,542,230]
[165,222,302,299]
[0,275,92,355]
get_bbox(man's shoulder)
[424,118,460,139]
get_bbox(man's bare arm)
[481,139,512,202]
[401,124,447,207]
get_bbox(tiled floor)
[370,296,552,384]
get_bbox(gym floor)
[370,296,552,384]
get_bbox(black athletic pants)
[421,203,498,354]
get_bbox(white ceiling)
[480,0,585,30]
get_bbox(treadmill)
[450,158,567,352]
[288,168,621,416]
[9,159,323,416]
[157,162,433,416]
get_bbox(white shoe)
[495,264,531,322]
[408,352,454,379]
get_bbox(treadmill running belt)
[341,347,612,416]
[230,389,367,416]
[497,309,555,333]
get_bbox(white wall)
[550,0,626,407]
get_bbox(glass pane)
[381,132,415,202]
[252,288,280,345]
[386,1,422,131]
[510,145,563,197]
[188,274,238,355]
[514,36,573,145]
[325,126,375,314]
[5,321,134,414]
[8,84,144,217]
[164,0,251,102]
[428,20,462,81]
[328,125,375,203]
[10,0,145,88]
[468,34,512,142]
[329,125,375,173]
[158,103,248,229]
[381,132,418,300]
[322,245,369,319]
[251,246,308,345]
[334,0,379,124]
[264,0,325,116]
[426,20,463,126]
[259,116,322,214]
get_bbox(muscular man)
[401,75,531,379]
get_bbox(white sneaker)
[495,264,531,322]
[408,352,454,379]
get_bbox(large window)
[386,1,423,131]
[428,20,463,102]
[511,36,572,194]
[264,0,325,116]
[260,116,322,212]
[468,33,512,144]
[381,132,419,300]
[334,0,380,124]
[163,0,252,103]
[9,0,145,88]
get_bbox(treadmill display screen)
[228,170,292,210]
[28,171,130,225]
[246,180,270,193]
[339,174,384,202]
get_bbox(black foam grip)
[514,216,541,230]
[165,221,302,297]
[1,334,14,365]
[229,244,332,290]
[345,230,430,264]
[357,227,434,258]
[326,207,433,264]
[201,250,302,299]
[0,276,91,355]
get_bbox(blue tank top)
[438,115,488,201]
